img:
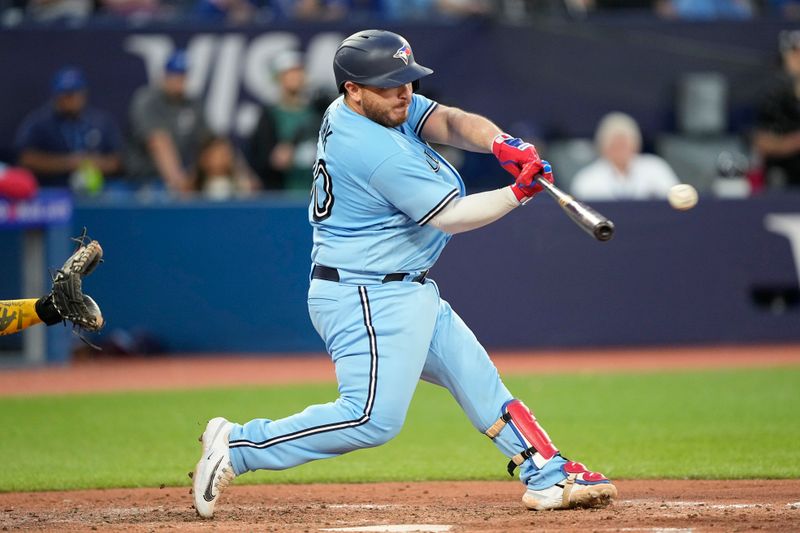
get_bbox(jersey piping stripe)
[228,286,378,450]
[414,102,438,137]
[417,188,459,226]
[359,286,379,417]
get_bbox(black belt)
[312,265,427,284]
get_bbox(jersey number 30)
[311,158,334,221]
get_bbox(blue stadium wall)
[71,195,800,352]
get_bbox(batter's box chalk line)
[788,502,800,509]
[320,526,452,533]
[612,529,694,533]
[326,504,396,510]
[620,500,772,510]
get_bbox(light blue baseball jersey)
[227,91,577,497]
[309,94,465,274]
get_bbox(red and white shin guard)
[484,399,559,475]
[485,399,617,510]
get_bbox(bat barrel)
[593,220,615,242]
[536,176,615,242]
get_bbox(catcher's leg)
[420,294,616,510]
[0,297,58,336]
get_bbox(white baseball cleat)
[193,417,236,518]
[522,461,617,511]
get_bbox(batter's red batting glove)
[492,133,543,178]
[511,160,554,203]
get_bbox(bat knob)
[593,220,615,242]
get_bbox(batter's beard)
[362,98,408,128]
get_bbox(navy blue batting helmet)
[333,29,433,93]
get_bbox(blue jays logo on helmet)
[333,30,433,92]
[393,45,412,65]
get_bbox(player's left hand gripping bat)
[535,175,615,242]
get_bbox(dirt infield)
[1,480,799,532]
[2,345,799,531]
[2,344,799,396]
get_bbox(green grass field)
[1,367,799,492]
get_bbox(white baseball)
[668,184,698,211]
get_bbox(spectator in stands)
[655,0,754,19]
[377,0,434,20]
[25,0,93,23]
[570,112,679,200]
[96,0,161,21]
[246,50,320,193]
[577,0,754,17]
[590,0,656,9]
[14,66,123,189]
[436,0,492,18]
[380,0,491,20]
[192,135,258,200]
[125,49,211,194]
[271,0,348,20]
[753,30,800,189]
[192,0,259,24]
[766,0,800,19]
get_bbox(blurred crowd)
[3,21,800,203]
[6,48,327,201]
[2,0,800,26]
[563,27,800,198]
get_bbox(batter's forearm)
[424,105,503,153]
[428,187,519,234]
[445,108,503,153]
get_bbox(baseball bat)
[535,176,615,242]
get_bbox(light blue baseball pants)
[227,276,567,490]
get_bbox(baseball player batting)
[193,29,616,516]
